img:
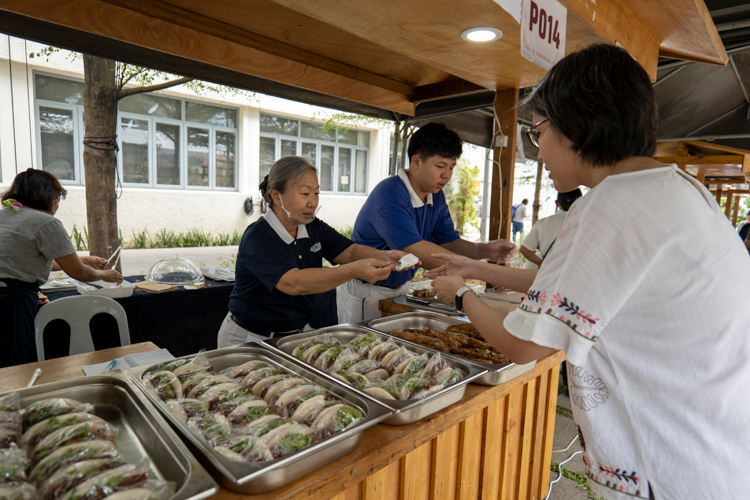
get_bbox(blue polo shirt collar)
[398,169,433,208]
[263,209,309,244]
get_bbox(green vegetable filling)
[243,406,271,423]
[256,418,288,436]
[276,433,314,456]
[331,407,363,433]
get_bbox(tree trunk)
[83,55,120,269]
[532,160,544,224]
[389,116,401,176]
[399,124,411,172]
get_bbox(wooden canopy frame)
[656,140,750,226]
[0,0,727,239]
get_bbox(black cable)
[7,35,18,174]
[24,39,33,169]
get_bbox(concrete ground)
[77,246,239,276]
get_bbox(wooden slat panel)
[538,365,561,500]
[480,398,506,500]
[400,444,424,500]
[456,410,484,500]
[517,377,538,499]
[528,371,550,500]
[431,424,460,500]
[329,493,346,500]
[387,460,401,500]
[362,466,389,500]
[500,386,525,499]
[344,482,362,500]
[655,155,745,165]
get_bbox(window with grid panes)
[33,73,238,190]
[259,113,369,194]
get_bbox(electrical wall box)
[495,135,508,148]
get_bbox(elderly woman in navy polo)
[218,156,417,347]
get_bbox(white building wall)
[0,36,556,243]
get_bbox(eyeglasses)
[525,118,550,148]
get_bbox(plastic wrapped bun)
[251,375,300,398]
[31,421,119,465]
[290,335,338,360]
[187,413,232,446]
[21,413,107,451]
[224,360,271,380]
[143,371,183,401]
[398,378,440,400]
[186,375,231,400]
[0,483,37,500]
[0,394,20,413]
[262,423,314,459]
[0,393,21,449]
[304,342,341,366]
[29,440,120,483]
[333,371,369,390]
[313,346,346,371]
[420,354,453,379]
[288,395,327,424]
[21,399,94,433]
[328,348,363,374]
[196,383,244,410]
[241,367,283,388]
[213,435,273,463]
[0,448,30,486]
[38,457,128,500]
[165,399,207,423]
[311,405,363,439]
[363,382,399,401]
[347,360,388,381]
[272,386,319,415]
[227,401,279,427]
[348,333,380,350]
[381,347,414,373]
[263,379,307,403]
[434,368,464,386]
[57,461,148,500]
[367,340,399,362]
[400,354,429,377]
[103,480,175,500]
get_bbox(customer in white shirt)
[511,199,529,242]
[519,189,582,270]
[428,44,750,500]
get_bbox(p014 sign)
[521,0,567,70]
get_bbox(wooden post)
[725,190,733,218]
[715,185,723,205]
[490,88,519,241]
[532,161,544,225]
[733,195,741,226]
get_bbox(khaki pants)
[336,280,410,324]
[217,312,312,348]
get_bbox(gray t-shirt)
[0,206,76,285]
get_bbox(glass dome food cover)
[145,255,204,285]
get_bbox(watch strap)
[455,286,474,312]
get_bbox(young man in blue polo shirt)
[336,123,516,323]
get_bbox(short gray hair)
[260,156,317,207]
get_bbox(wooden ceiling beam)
[409,79,487,104]
[656,155,746,165]
[101,0,414,95]
[558,0,659,81]
[0,0,415,115]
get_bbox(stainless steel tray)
[128,346,392,494]
[366,311,537,386]
[3,371,218,500]
[262,324,486,425]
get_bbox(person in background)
[0,168,123,367]
[511,198,529,242]
[519,189,582,270]
[744,226,750,254]
[737,210,750,240]
[218,157,416,347]
[336,123,515,324]
[428,44,750,500]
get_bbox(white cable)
[544,450,583,500]
[553,435,578,454]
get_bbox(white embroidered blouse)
[504,165,750,500]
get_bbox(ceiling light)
[461,27,502,43]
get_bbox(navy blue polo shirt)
[228,210,353,334]
[352,169,459,287]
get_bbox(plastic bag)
[187,413,232,446]
[164,399,207,423]
[287,395,327,424]
[347,360,388,381]
[38,457,129,500]
[222,360,273,380]
[186,375,231,400]
[142,371,183,401]
[273,386,323,417]
[290,335,339,361]
[213,435,273,463]
[419,353,453,379]
[262,422,314,458]
[164,352,213,382]
[262,379,307,404]
[367,339,399,362]
[227,401,279,427]
[310,404,363,439]
[56,460,149,500]
[333,371,368,390]
[382,347,417,375]
[31,421,119,465]
[29,440,120,484]
[21,400,94,434]
[102,479,175,500]
[327,348,363,374]
[347,332,381,350]
[0,483,37,500]
[304,342,342,366]
[21,414,107,451]
[196,383,245,410]
[363,381,400,400]
[241,367,285,388]
[0,448,29,486]
[399,353,429,377]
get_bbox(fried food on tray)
[387,325,510,364]
[387,330,451,353]
[445,323,483,339]
[412,288,436,298]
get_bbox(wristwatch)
[455,286,476,312]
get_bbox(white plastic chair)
[34,295,131,360]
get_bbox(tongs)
[406,295,457,312]
[104,245,123,270]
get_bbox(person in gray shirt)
[0,168,122,366]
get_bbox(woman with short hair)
[429,44,750,500]
[0,168,123,367]
[217,156,416,347]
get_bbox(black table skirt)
[39,276,338,359]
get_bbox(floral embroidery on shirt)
[583,455,648,499]
[525,289,546,305]
[550,293,599,325]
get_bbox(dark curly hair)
[523,44,657,167]
[2,168,67,212]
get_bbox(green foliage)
[69,224,88,251]
[556,405,574,419]
[313,111,389,136]
[446,159,481,235]
[131,229,149,249]
[337,226,354,239]
[218,254,237,267]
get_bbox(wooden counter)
[4,341,564,500]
